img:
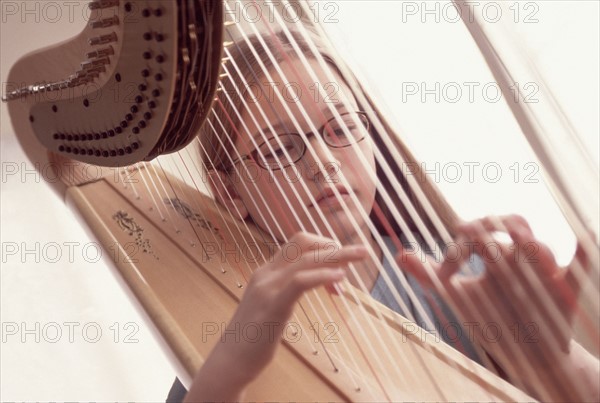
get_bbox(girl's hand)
[185,232,368,402]
[397,215,592,400]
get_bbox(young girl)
[168,29,598,402]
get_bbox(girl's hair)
[198,30,459,240]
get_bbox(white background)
[1,1,598,401]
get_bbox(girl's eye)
[335,128,349,136]
[329,127,352,140]
[264,144,293,159]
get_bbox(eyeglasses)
[227,111,370,171]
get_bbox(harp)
[2,0,598,401]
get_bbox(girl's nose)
[304,137,340,181]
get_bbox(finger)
[287,244,368,272]
[469,215,548,276]
[458,215,534,238]
[268,233,336,268]
[284,268,347,302]
[507,223,558,280]
[396,246,441,288]
[455,220,499,258]
[564,241,591,301]
[437,253,463,282]
[455,223,520,288]
[325,282,340,295]
[500,214,534,238]
[501,214,534,235]
[456,216,534,258]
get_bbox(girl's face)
[226,58,377,242]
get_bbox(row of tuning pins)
[215,22,236,100]
[184,16,235,96]
[80,0,121,85]
[0,0,119,100]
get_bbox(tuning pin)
[223,41,233,48]
[188,23,197,41]
[224,20,235,27]
[181,48,190,64]
[67,78,81,87]
[81,57,110,70]
[52,81,66,91]
[90,16,119,29]
[86,66,106,75]
[86,46,115,59]
[88,0,119,10]
[88,32,118,46]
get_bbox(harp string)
[452,0,600,306]
[216,1,464,396]
[232,0,592,398]
[192,136,352,379]
[176,148,251,283]
[209,93,363,375]
[181,157,250,287]
[223,17,424,386]
[148,161,184,224]
[135,162,169,222]
[199,115,330,364]
[450,0,599,392]
[292,0,583,350]
[244,0,482,344]
[210,3,418,394]
[460,0,600,268]
[158,156,235,271]
[220,0,496,396]
[206,112,292,242]
[253,3,540,398]
[230,0,496,392]
[152,106,329,371]
[150,9,536,403]
[210,84,378,392]
[103,0,596,400]
[123,166,141,200]
[290,22,572,403]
